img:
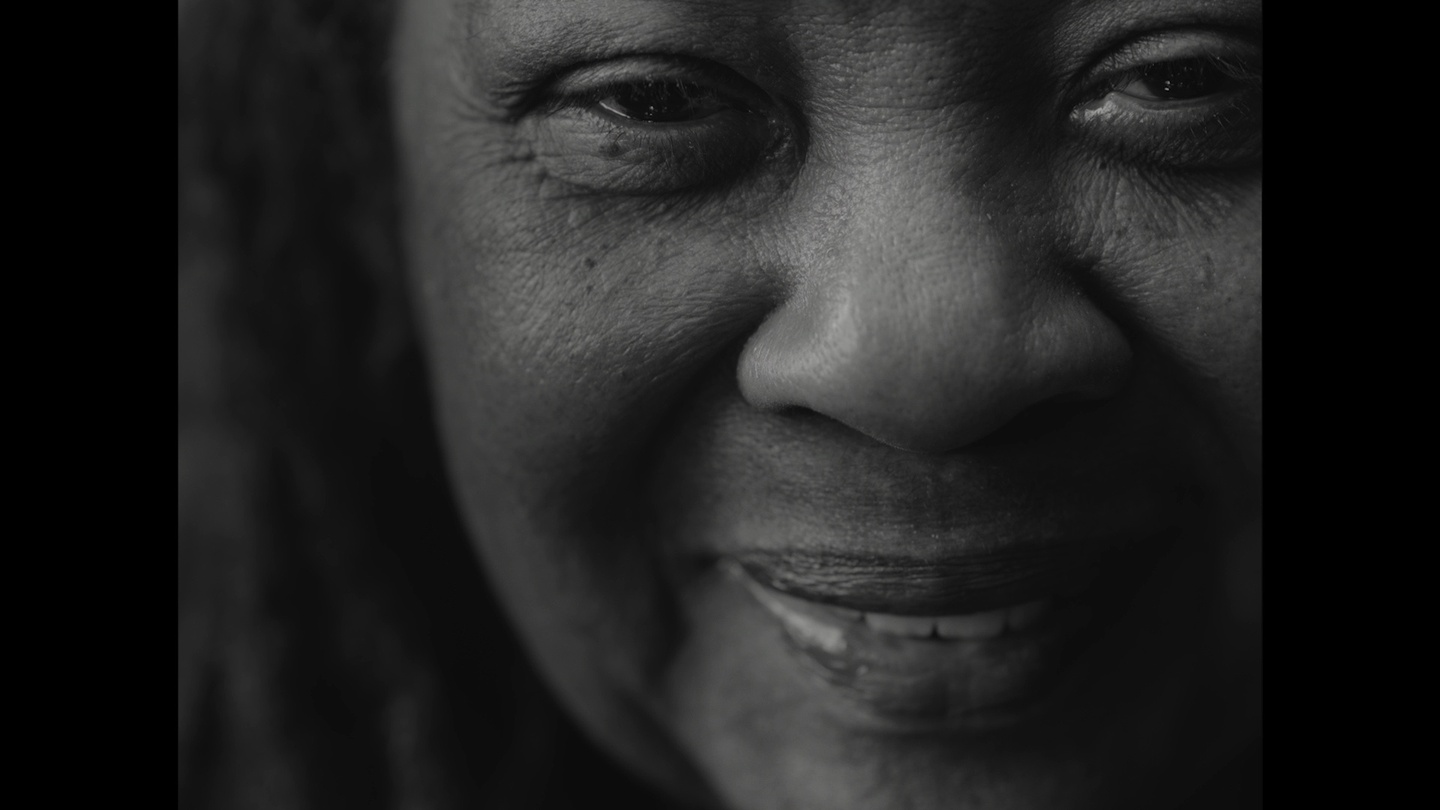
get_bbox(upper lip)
[727,529,1178,616]
[651,378,1202,616]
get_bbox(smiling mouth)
[721,531,1176,732]
[730,565,1062,647]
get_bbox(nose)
[737,168,1133,454]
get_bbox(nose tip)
[736,281,1134,454]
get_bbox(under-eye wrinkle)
[512,55,789,195]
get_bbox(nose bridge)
[738,159,1133,453]
[818,164,1040,403]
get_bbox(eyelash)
[560,79,750,124]
[519,62,783,195]
[1107,55,1258,104]
[1069,40,1263,169]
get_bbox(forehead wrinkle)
[465,0,786,72]
[460,0,1075,68]
[460,0,1067,64]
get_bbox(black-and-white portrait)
[178,1,1262,807]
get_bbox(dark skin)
[392,0,1260,807]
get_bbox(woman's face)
[393,0,1260,807]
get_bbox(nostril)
[965,395,1111,451]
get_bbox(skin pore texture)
[392,0,1260,808]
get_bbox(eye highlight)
[594,78,741,124]
[1112,56,1251,103]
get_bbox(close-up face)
[391,0,1261,807]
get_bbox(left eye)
[1068,34,1262,169]
[595,79,737,123]
[1113,58,1245,102]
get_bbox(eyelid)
[1061,27,1261,170]
[562,79,749,126]
[1073,28,1262,102]
[514,55,786,195]
[527,55,771,118]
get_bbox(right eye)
[525,62,783,195]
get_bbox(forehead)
[454,0,1259,93]
[462,0,1260,45]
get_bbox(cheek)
[1066,170,1261,469]
[398,77,791,663]
[414,179,785,486]
[1139,215,1262,475]
[400,125,804,802]
[1074,178,1262,674]
[391,9,794,748]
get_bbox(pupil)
[1139,61,1223,100]
[611,82,701,123]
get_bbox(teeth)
[727,562,856,654]
[863,600,1054,641]
[1004,600,1051,632]
[863,613,937,638]
[772,605,850,654]
[726,560,1058,644]
[935,608,1008,640]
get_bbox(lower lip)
[723,549,1155,733]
